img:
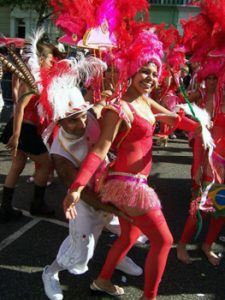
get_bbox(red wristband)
[69,152,102,192]
[174,109,199,132]
[178,115,199,132]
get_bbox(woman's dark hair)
[36,42,65,60]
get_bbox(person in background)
[0,39,62,223]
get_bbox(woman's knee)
[164,231,174,248]
[10,161,26,175]
[118,232,138,248]
[31,155,52,173]
[151,223,173,249]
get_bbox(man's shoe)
[116,256,143,276]
[0,207,22,224]
[136,234,148,245]
[42,266,63,300]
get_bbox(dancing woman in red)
[63,29,200,299]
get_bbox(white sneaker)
[42,266,63,300]
[136,234,148,245]
[116,256,143,276]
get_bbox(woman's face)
[39,53,54,69]
[132,62,159,95]
[205,74,218,92]
[104,66,119,91]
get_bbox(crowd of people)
[0,0,225,299]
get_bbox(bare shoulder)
[143,95,152,105]
[146,97,157,108]
[120,100,134,123]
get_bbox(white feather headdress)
[22,28,45,91]
[39,54,107,144]
[175,103,215,150]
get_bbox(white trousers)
[56,200,119,275]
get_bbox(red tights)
[100,209,173,299]
[190,137,205,191]
[180,213,225,245]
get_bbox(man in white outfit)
[42,89,143,300]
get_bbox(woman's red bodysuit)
[99,103,173,299]
[101,103,161,210]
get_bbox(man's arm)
[52,154,131,219]
[51,154,76,187]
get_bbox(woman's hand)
[6,135,19,156]
[63,190,81,220]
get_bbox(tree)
[0,0,53,28]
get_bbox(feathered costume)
[178,0,225,249]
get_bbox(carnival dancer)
[63,26,203,298]
[187,58,224,195]
[40,57,143,300]
[177,59,225,266]
[176,0,225,266]
[0,30,63,223]
[177,100,225,265]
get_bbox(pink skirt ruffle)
[101,178,161,210]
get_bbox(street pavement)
[0,111,225,300]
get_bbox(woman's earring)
[128,78,132,87]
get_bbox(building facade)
[149,0,200,32]
[0,2,200,40]
[0,6,58,42]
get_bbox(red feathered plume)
[154,24,181,53]
[39,60,72,121]
[50,0,149,47]
[50,0,104,42]
[201,0,225,32]
[200,0,225,49]
[181,13,213,56]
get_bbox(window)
[16,18,25,38]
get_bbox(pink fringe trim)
[101,179,161,210]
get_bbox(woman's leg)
[95,209,173,299]
[29,152,53,186]
[190,137,205,192]
[177,211,208,264]
[95,217,141,293]
[202,216,225,266]
[133,209,173,299]
[177,214,198,264]
[28,152,54,216]
[0,150,27,223]
[4,150,27,188]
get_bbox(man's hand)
[63,191,80,220]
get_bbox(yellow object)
[208,185,225,210]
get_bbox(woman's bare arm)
[149,98,178,126]
[6,83,33,156]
